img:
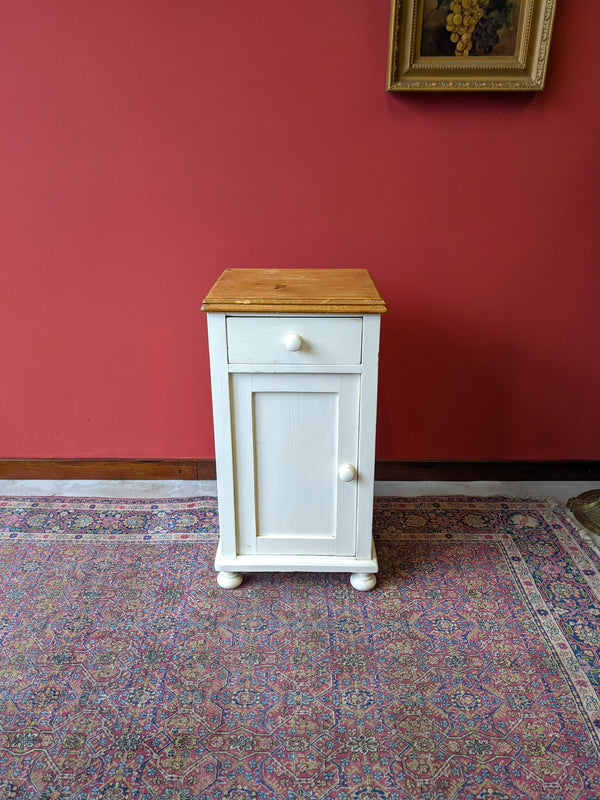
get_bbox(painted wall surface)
[1,1,599,460]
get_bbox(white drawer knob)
[284,333,303,351]
[338,463,357,482]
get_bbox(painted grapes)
[420,0,520,58]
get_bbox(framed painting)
[387,0,557,91]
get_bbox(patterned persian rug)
[0,496,599,800]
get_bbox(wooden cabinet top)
[202,269,386,314]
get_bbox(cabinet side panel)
[356,314,381,561]
[206,313,237,559]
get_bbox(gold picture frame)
[387,0,557,91]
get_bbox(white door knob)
[338,463,357,482]
[284,333,303,351]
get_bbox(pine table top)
[202,268,386,314]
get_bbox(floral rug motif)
[0,495,599,800]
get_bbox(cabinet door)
[231,372,360,557]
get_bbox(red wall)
[1,0,599,460]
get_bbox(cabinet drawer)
[226,317,363,365]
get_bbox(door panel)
[231,373,359,557]
[254,390,337,538]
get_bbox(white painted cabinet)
[202,269,386,590]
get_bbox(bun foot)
[350,572,376,591]
[217,571,243,589]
